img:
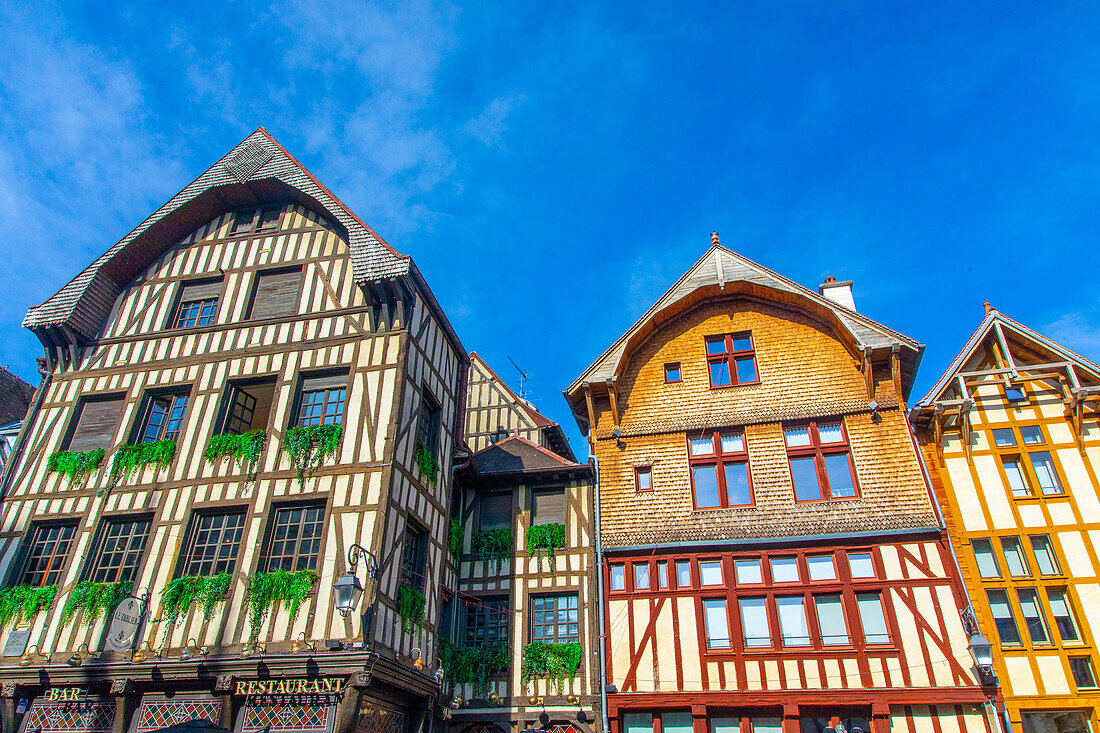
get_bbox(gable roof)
[566,242,923,399]
[471,434,587,475]
[915,307,1100,408]
[23,128,462,356]
[0,368,34,425]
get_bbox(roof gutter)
[604,526,943,554]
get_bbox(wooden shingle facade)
[565,242,997,733]
[912,307,1100,733]
[0,130,465,733]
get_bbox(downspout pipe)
[0,360,51,501]
[592,449,608,733]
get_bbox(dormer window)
[230,206,282,236]
[706,333,758,388]
[171,279,222,329]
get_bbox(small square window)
[675,560,692,587]
[848,552,876,578]
[634,562,650,590]
[770,557,799,583]
[635,466,653,492]
[610,564,625,591]
[1019,426,1044,445]
[699,560,723,586]
[735,559,762,584]
[992,428,1017,447]
[807,555,837,581]
[1070,657,1097,688]
[664,363,681,383]
[1005,387,1027,403]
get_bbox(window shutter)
[300,373,348,392]
[179,279,222,302]
[250,269,302,320]
[480,493,511,530]
[67,396,124,452]
[532,489,565,525]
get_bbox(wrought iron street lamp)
[333,543,378,618]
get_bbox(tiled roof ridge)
[567,242,920,394]
[916,308,1100,407]
[469,352,553,428]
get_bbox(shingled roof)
[0,368,34,425]
[566,242,923,402]
[471,434,587,476]
[24,128,461,355]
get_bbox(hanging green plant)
[526,522,566,572]
[397,583,425,635]
[203,431,266,484]
[46,449,105,485]
[471,528,512,572]
[245,569,318,645]
[448,517,463,559]
[414,441,439,485]
[0,584,58,627]
[283,424,342,488]
[439,639,509,698]
[61,580,132,626]
[106,440,176,493]
[159,573,232,638]
[521,641,583,693]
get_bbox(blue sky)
[2,1,1099,455]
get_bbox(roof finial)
[984,301,992,315]
[711,231,720,246]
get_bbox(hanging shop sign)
[104,596,147,653]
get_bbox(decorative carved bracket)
[214,675,235,693]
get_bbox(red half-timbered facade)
[565,240,998,733]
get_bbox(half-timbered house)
[444,354,600,731]
[911,306,1100,733]
[0,129,465,733]
[564,239,997,733]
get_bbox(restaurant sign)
[235,679,345,696]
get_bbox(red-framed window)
[784,420,858,502]
[635,466,652,493]
[705,332,758,388]
[688,429,752,509]
[664,363,682,383]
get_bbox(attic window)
[706,333,758,388]
[230,206,282,235]
[664,363,681,383]
[1005,386,1027,403]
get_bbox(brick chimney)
[819,276,856,311]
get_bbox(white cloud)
[1042,311,1100,362]
[466,95,525,146]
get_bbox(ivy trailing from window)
[46,449,105,486]
[283,424,342,488]
[0,584,58,627]
[106,440,176,494]
[414,441,439,485]
[439,638,508,698]
[245,569,318,645]
[448,517,463,559]
[204,431,266,484]
[159,573,232,638]
[61,580,132,626]
[471,528,512,573]
[526,522,566,572]
[397,583,425,634]
[521,641,582,693]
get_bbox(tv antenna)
[507,356,532,400]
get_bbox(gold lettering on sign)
[233,677,345,697]
[44,688,86,702]
[236,682,248,696]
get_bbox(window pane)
[706,338,727,355]
[703,599,730,649]
[634,563,650,590]
[771,557,799,583]
[662,714,693,733]
[815,594,849,645]
[711,719,740,733]
[636,467,652,491]
[972,539,1002,578]
[992,428,1017,447]
[700,561,723,586]
[665,364,681,382]
[732,336,752,352]
[823,453,856,497]
[693,465,721,508]
[657,561,669,589]
[610,565,625,591]
[1070,657,1097,688]
[734,357,757,383]
[1047,588,1079,642]
[624,714,654,733]
[784,427,812,447]
[1030,452,1062,494]
[720,433,744,453]
[690,437,714,456]
[1005,387,1026,402]
[987,589,1022,645]
[848,552,875,577]
[1017,588,1050,644]
[790,457,822,501]
[777,596,810,646]
[750,720,782,733]
[1030,535,1061,576]
[676,560,692,587]
[1003,458,1030,496]
[740,597,771,647]
[807,555,836,581]
[710,359,732,386]
[1001,537,1030,577]
[856,592,889,644]
[817,423,844,444]
[735,559,762,584]
[1019,426,1044,445]
[723,463,752,505]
